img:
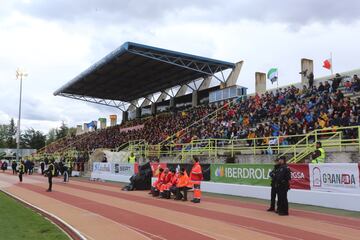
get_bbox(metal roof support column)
[198,76,212,90]
[224,61,243,87]
[151,103,157,115]
[136,107,142,119]
[192,90,198,107]
[122,111,129,123]
[169,97,175,110]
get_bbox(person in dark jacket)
[44,160,55,192]
[11,161,17,175]
[1,161,8,172]
[267,158,280,212]
[29,161,34,175]
[332,73,342,93]
[40,161,45,175]
[275,156,291,216]
[307,72,314,88]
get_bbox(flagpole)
[330,52,333,75]
[15,69,27,162]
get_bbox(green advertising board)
[211,164,273,186]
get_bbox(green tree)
[21,128,46,149]
[46,128,57,145]
[55,121,68,139]
[68,127,77,137]
[6,118,16,148]
[0,124,8,148]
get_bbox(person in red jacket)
[175,168,191,201]
[189,156,203,203]
[150,168,164,197]
[159,169,173,198]
[161,169,178,199]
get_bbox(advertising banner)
[119,124,144,133]
[211,164,273,186]
[113,163,134,176]
[288,164,310,190]
[167,163,211,181]
[309,163,360,193]
[93,162,111,174]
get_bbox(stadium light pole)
[15,68,27,162]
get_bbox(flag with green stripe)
[267,68,278,84]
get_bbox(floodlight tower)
[16,68,27,162]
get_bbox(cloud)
[1,0,360,134]
[13,0,360,28]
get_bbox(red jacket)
[163,172,172,184]
[190,162,203,181]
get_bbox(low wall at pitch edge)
[90,162,360,212]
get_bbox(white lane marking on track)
[121,224,167,240]
[234,224,303,240]
[174,223,235,240]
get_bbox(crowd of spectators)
[44,105,215,153]
[175,74,360,147]
[45,74,360,154]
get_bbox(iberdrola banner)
[211,164,273,186]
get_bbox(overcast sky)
[1,0,360,133]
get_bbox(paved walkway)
[0,172,359,240]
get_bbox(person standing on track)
[276,156,291,216]
[189,156,203,203]
[267,158,280,212]
[12,160,17,175]
[40,160,45,175]
[18,160,25,182]
[63,161,70,182]
[44,159,55,192]
[1,161,8,172]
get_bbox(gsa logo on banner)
[215,167,225,177]
[93,163,101,171]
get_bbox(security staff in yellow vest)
[311,142,326,164]
[18,160,25,182]
[44,160,56,192]
[63,160,70,182]
[128,153,136,164]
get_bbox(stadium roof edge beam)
[54,42,235,106]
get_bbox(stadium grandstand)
[35,42,360,170]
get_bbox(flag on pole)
[267,68,278,84]
[86,121,96,128]
[323,59,332,70]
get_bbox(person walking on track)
[189,156,203,203]
[44,159,56,192]
[18,160,25,182]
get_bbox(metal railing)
[159,101,235,146]
[128,126,360,163]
